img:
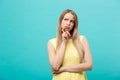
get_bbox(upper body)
[47,9,92,75]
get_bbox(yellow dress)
[49,36,87,80]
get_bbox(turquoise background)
[0,0,120,80]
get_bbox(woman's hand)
[62,29,71,43]
[52,68,59,74]
[52,67,65,74]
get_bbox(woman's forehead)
[63,13,75,20]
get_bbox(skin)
[61,13,74,41]
[61,13,74,32]
[47,12,92,74]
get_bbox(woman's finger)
[62,28,65,33]
[65,31,71,38]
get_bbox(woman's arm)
[48,30,71,71]
[56,36,92,73]
[60,63,92,73]
[47,41,66,71]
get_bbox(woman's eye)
[64,18,68,21]
[70,20,74,23]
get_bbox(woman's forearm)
[52,41,66,70]
[62,63,92,73]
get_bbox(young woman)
[47,9,92,80]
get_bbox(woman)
[47,9,92,80]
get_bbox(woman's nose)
[66,20,70,25]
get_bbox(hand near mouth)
[62,28,71,42]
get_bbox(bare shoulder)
[48,38,56,44]
[47,38,57,49]
[79,35,90,46]
[79,35,87,42]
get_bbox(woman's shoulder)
[79,35,84,37]
[79,35,89,45]
[79,35,88,42]
[48,38,57,44]
[79,35,86,39]
[48,38,57,49]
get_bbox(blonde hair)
[56,9,84,58]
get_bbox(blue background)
[0,0,120,80]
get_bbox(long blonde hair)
[56,9,84,58]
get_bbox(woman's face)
[61,13,75,32]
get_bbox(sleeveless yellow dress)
[49,36,87,80]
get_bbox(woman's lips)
[64,28,69,31]
[64,26,70,31]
